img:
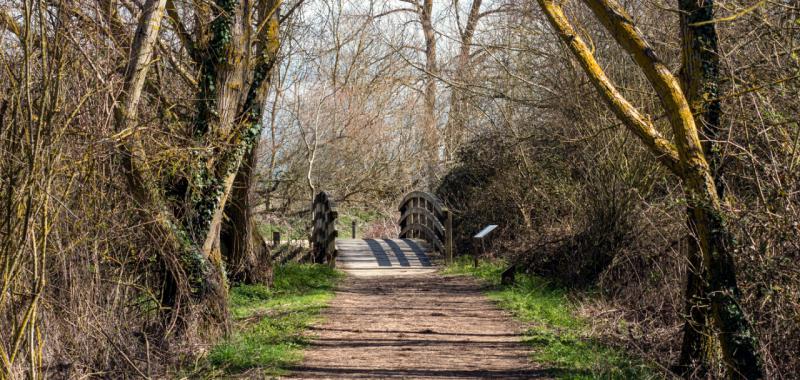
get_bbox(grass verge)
[191,263,343,378]
[444,257,661,379]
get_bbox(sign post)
[472,225,498,268]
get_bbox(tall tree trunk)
[114,0,281,334]
[677,213,710,377]
[221,0,281,285]
[114,0,230,328]
[445,0,483,165]
[222,139,273,284]
[676,0,723,375]
[536,0,764,377]
[420,0,439,188]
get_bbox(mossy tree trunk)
[676,0,724,376]
[222,139,273,284]
[116,0,283,330]
[166,0,281,309]
[220,0,281,285]
[114,0,229,327]
[677,226,710,377]
[535,0,764,377]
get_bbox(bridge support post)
[312,191,338,265]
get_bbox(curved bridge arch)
[311,190,453,268]
[398,191,453,262]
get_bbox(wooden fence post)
[351,220,356,239]
[272,231,280,246]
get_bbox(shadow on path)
[363,239,392,267]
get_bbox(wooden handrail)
[398,191,453,263]
[312,191,337,265]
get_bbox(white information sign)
[473,225,498,239]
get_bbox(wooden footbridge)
[310,191,453,273]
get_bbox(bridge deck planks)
[335,239,435,274]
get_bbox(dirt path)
[286,273,552,379]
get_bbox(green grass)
[201,264,343,377]
[336,208,384,238]
[259,220,309,241]
[445,257,661,379]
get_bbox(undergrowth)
[186,263,343,378]
[444,257,662,379]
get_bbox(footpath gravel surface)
[285,273,553,379]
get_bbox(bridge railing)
[312,191,337,265]
[398,191,453,263]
